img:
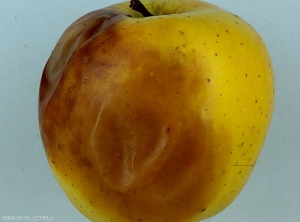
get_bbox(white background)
[0,0,299,221]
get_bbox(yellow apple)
[38,0,275,221]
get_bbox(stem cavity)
[130,0,153,17]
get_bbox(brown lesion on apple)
[39,2,241,219]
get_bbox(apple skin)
[39,0,274,221]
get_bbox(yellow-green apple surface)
[38,0,275,221]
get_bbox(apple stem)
[130,0,153,17]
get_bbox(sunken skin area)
[39,7,234,222]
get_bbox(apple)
[38,0,275,221]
